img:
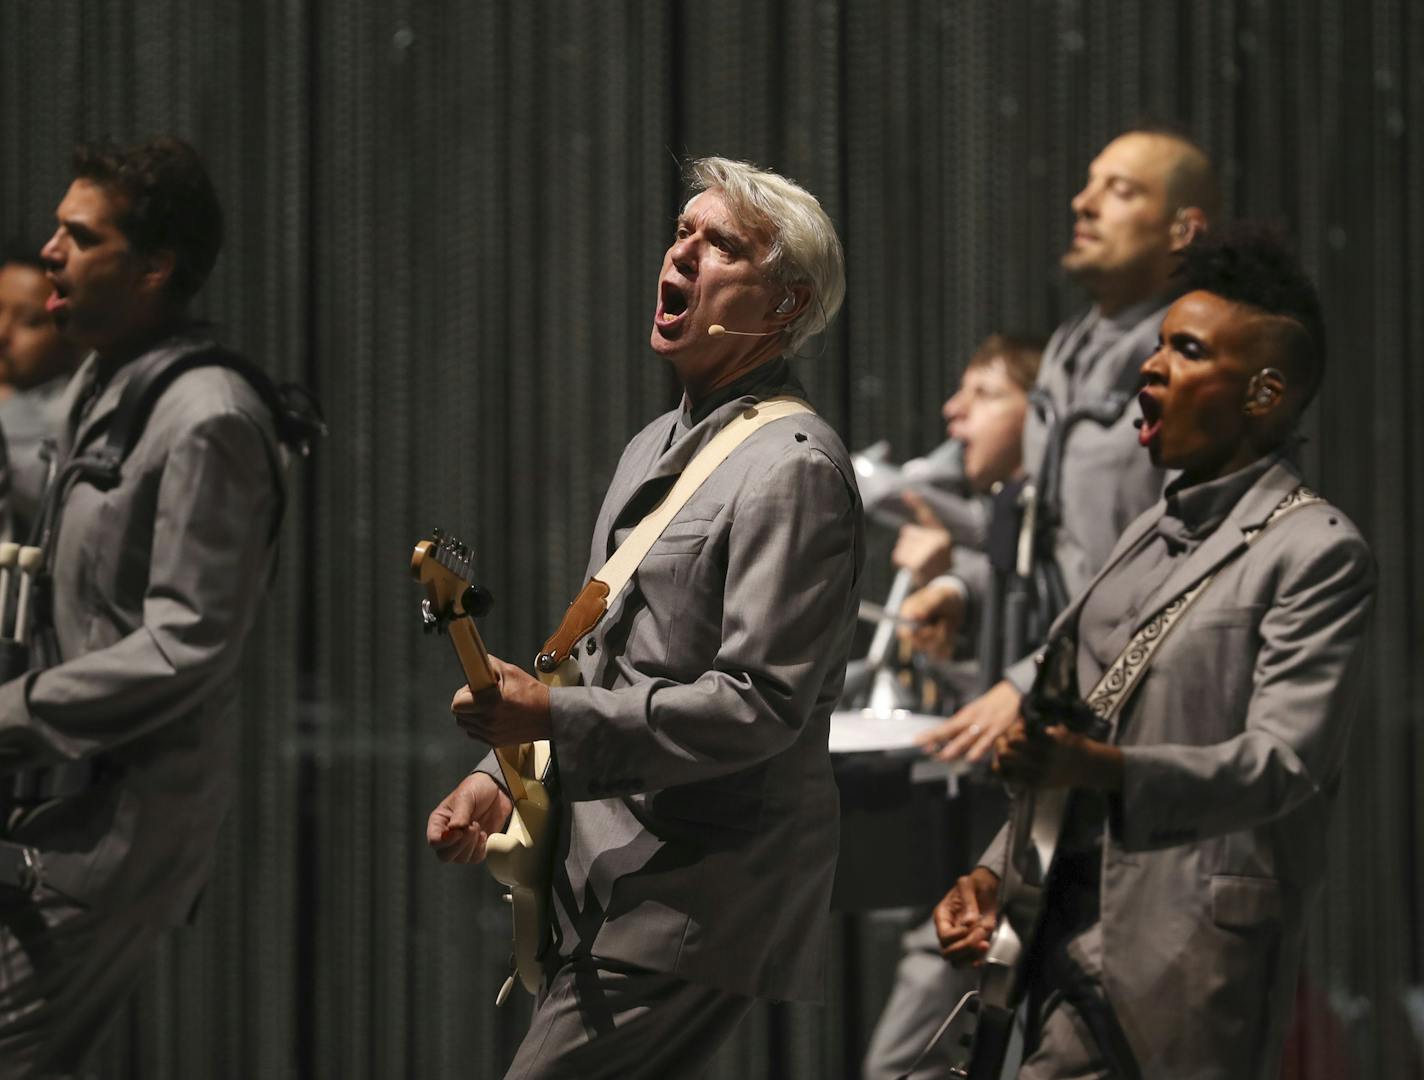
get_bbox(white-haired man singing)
[426,157,864,1078]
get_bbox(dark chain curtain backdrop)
[1,1,1419,1077]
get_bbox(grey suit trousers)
[505,958,754,1080]
[862,916,980,1080]
[0,887,160,1079]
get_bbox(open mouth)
[1135,390,1163,447]
[656,281,689,331]
[45,275,69,315]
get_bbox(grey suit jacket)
[999,303,1170,693]
[0,337,282,927]
[1024,302,1171,600]
[981,458,1376,1078]
[532,368,864,1002]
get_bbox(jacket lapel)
[1039,311,1092,413]
[1043,497,1167,646]
[1126,459,1304,637]
[599,369,810,558]
[593,421,675,563]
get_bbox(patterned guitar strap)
[1082,485,1323,722]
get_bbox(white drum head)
[828,707,944,754]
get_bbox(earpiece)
[775,294,796,315]
[1244,368,1286,413]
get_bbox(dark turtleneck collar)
[677,354,793,432]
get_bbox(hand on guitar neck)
[451,654,554,746]
[992,717,1124,792]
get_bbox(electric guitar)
[411,530,574,1004]
[961,635,1102,1078]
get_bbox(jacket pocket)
[642,531,710,558]
[1210,873,1281,929]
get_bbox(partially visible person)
[917,126,1220,766]
[864,333,1042,1080]
[0,244,82,538]
[892,334,1043,654]
[937,227,1374,1079]
[0,137,286,1078]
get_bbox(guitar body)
[484,740,555,994]
[485,656,580,994]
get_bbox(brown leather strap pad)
[536,579,610,671]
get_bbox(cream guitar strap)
[535,395,814,673]
[597,395,813,597]
[1082,485,1322,722]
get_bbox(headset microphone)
[708,325,775,337]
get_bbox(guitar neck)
[446,615,497,695]
[444,616,529,803]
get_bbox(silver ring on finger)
[968,723,982,737]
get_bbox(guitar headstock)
[1023,635,1098,737]
[411,529,495,630]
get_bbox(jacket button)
[586,638,597,656]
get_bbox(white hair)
[685,156,846,353]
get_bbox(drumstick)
[856,599,923,628]
[13,546,43,646]
[0,542,18,639]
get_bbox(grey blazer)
[981,458,1376,1078]
[1023,303,1171,601]
[1001,303,1170,690]
[534,369,864,1002]
[0,338,282,927]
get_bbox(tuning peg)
[462,583,494,618]
[421,599,440,634]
